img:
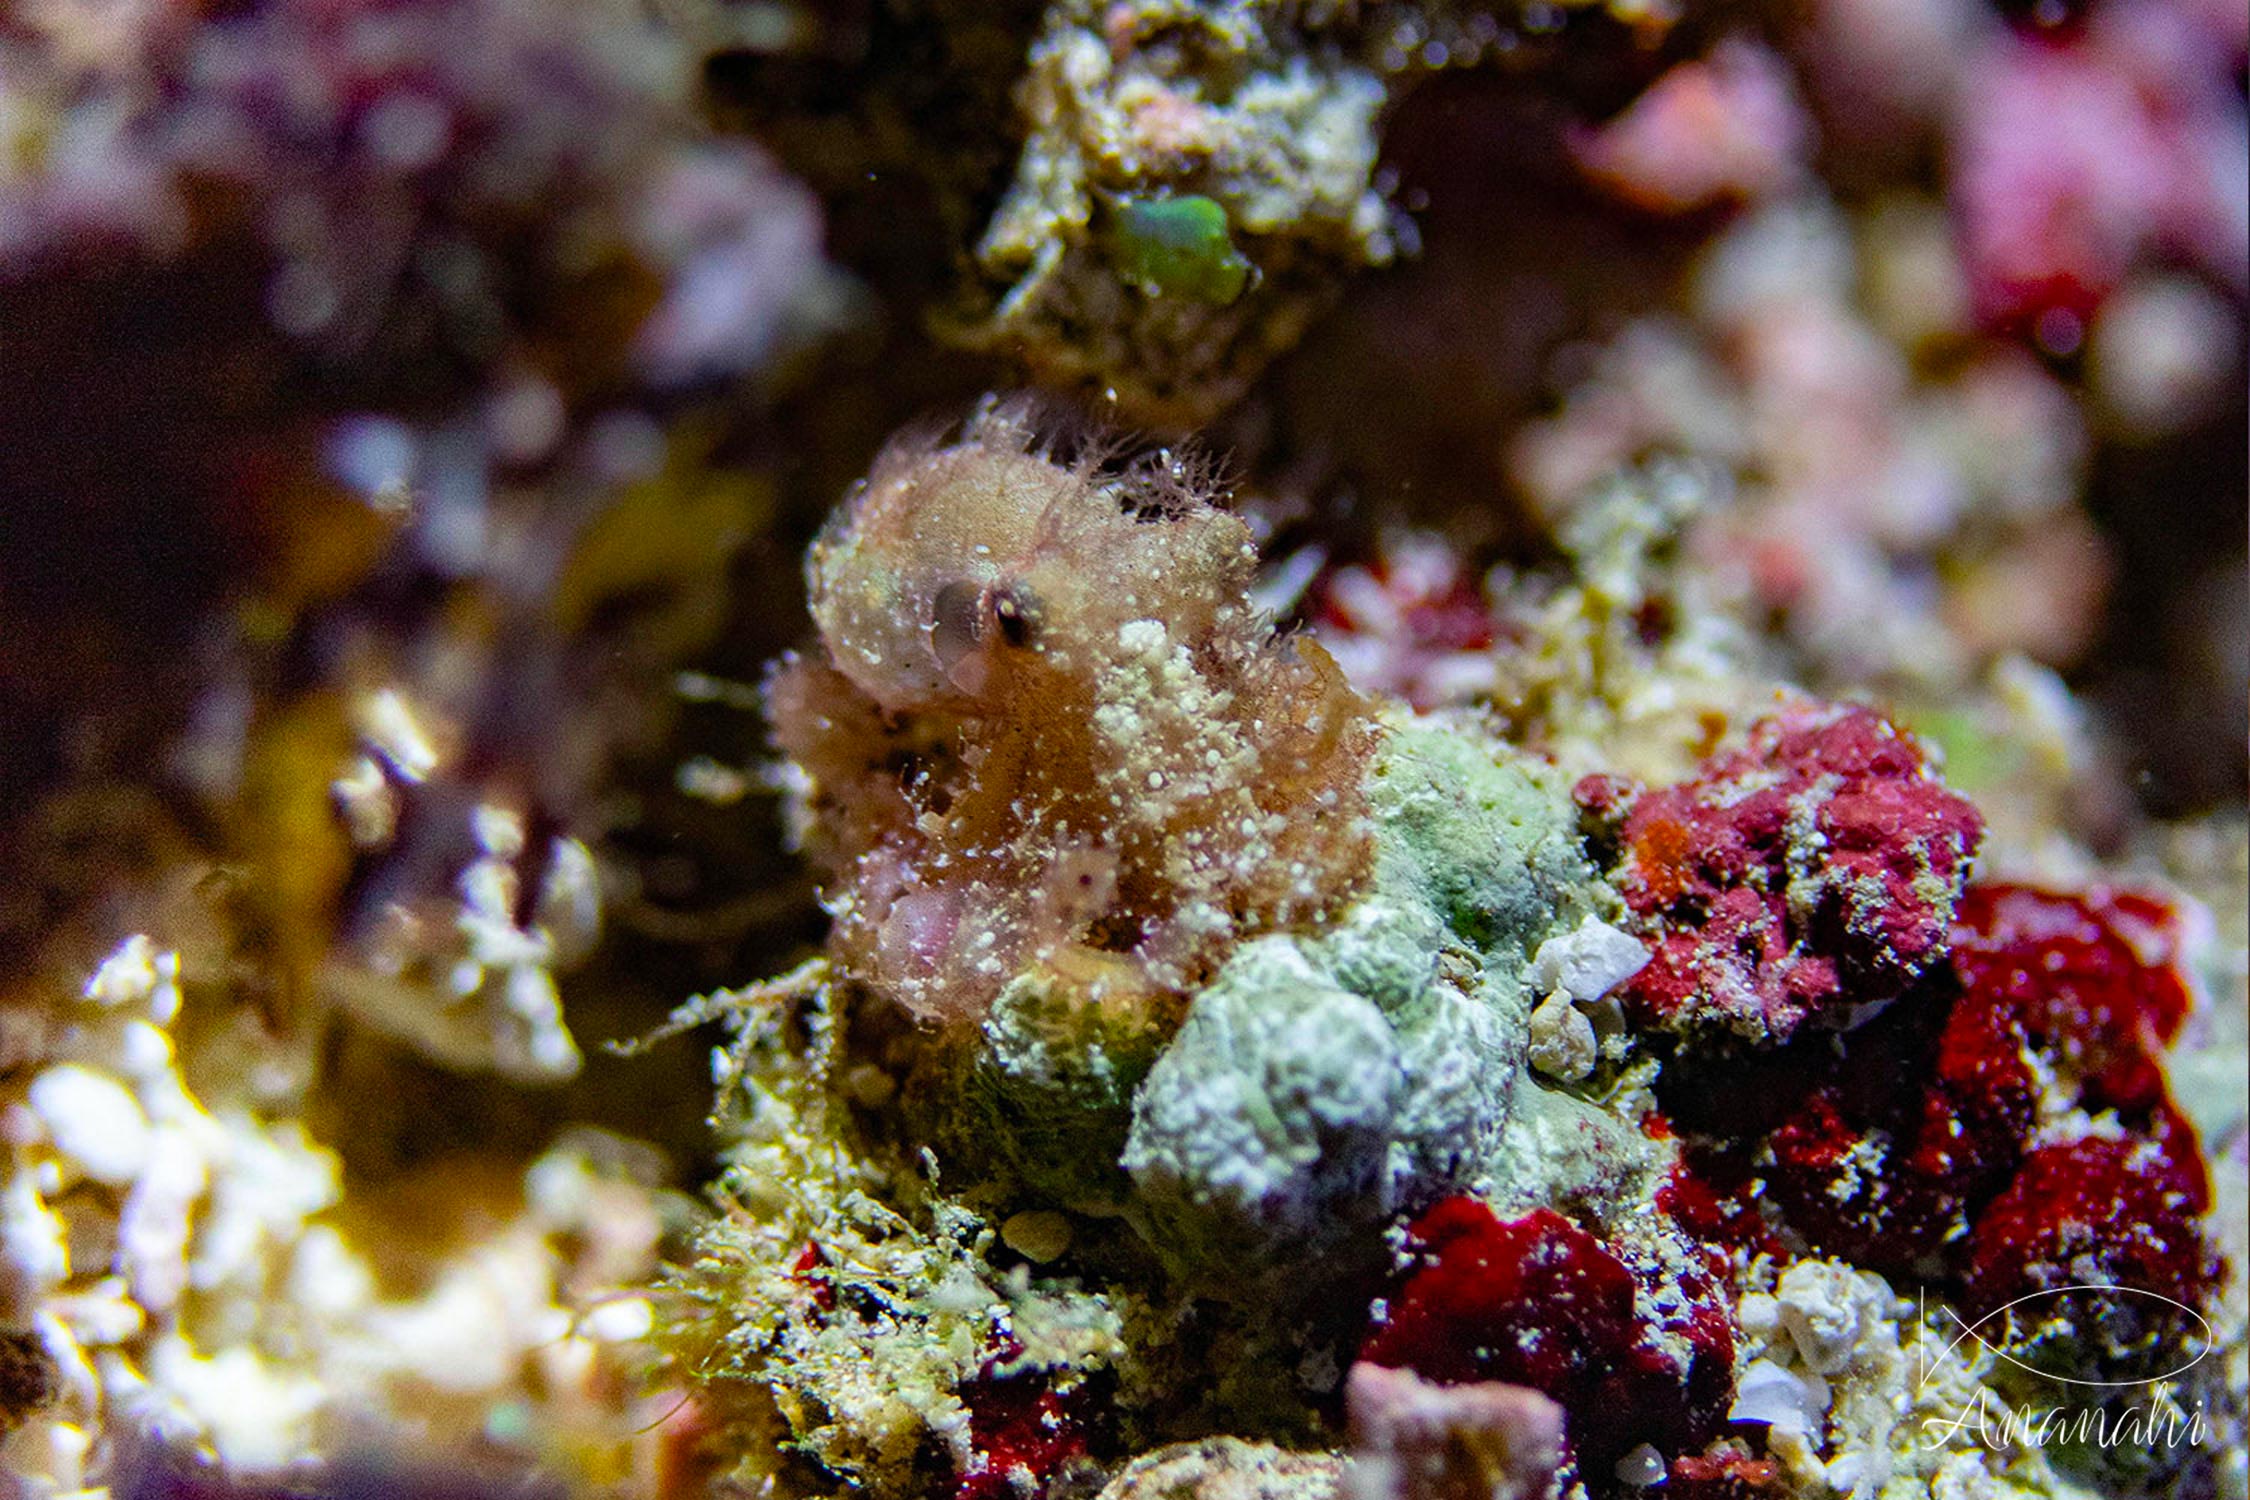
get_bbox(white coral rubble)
[0,938,670,1495]
[1732,1258,2104,1500]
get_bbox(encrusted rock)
[1358,1199,1735,1484]
[1597,705,1983,1044]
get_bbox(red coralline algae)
[1601,706,1983,1043]
[1655,870,2221,1376]
[1362,1202,1637,1390]
[1665,1450,1789,1500]
[1952,882,2195,1116]
[1963,1132,2219,1325]
[953,1347,1097,1500]
[1656,992,2030,1282]
[1753,971,2037,1277]
[1656,1156,1785,1266]
[1360,1199,1735,1485]
[789,1240,836,1313]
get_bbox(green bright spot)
[1110,195,1253,306]
[1900,705,2021,793]
[485,1400,536,1445]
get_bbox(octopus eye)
[992,585,1040,648]
[931,580,987,687]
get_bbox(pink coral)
[1343,1362,1566,1500]
[1309,534,1502,711]
[1951,0,2249,342]
[1572,38,1812,215]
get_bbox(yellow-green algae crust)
[669,986,1129,1498]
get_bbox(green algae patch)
[1119,717,1607,1296]
[1109,195,1254,305]
[961,965,1172,1210]
[1362,720,1600,957]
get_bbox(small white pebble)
[117,1128,204,1314]
[1527,991,1598,1082]
[83,936,158,1009]
[1728,1356,1830,1434]
[1530,917,1650,1002]
[114,1020,174,1084]
[1736,1291,1781,1341]
[52,1279,145,1347]
[1,1168,69,1304]
[359,688,440,783]
[1001,1210,1073,1264]
[287,1224,375,1321]
[523,1020,583,1080]
[1776,1259,1867,1375]
[33,1414,93,1490]
[677,756,751,805]
[147,953,182,1025]
[472,802,527,860]
[1823,1450,1870,1492]
[29,1066,151,1186]
[1615,1443,1666,1487]
[580,1296,656,1343]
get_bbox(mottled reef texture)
[667,428,2243,1500]
[0,1,2241,1498]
